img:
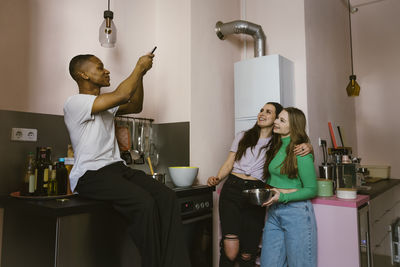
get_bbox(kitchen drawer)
[370,183,400,260]
[370,188,395,223]
[372,214,392,256]
[393,184,400,216]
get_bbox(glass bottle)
[35,147,47,196]
[56,158,68,195]
[34,146,40,192]
[48,166,58,196]
[22,152,36,195]
[42,147,52,194]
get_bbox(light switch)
[11,128,38,142]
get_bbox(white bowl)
[336,188,357,199]
[168,167,199,187]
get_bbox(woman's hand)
[294,143,313,156]
[262,188,280,207]
[207,176,221,187]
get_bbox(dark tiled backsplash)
[0,110,189,195]
[125,121,190,182]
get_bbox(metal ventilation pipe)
[215,20,266,57]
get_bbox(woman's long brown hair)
[235,102,283,162]
[263,107,310,178]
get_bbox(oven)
[172,184,214,267]
[0,184,214,267]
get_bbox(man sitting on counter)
[63,50,191,267]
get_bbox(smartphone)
[151,46,157,54]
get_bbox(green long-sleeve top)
[266,136,317,203]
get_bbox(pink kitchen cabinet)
[312,195,370,267]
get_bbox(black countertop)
[358,178,400,200]
[1,195,111,217]
[2,179,397,212]
[0,183,215,217]
[165,182,215,197]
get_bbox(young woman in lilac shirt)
[207,102,312,267]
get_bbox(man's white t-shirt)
[63,94,122,192]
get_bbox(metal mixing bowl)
[243,188,271,206]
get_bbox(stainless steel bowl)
[243,188,271,206]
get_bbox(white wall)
[352,0,400,178]
[0,0,366,178]
[189,1,241,265]
[304,0,358,168]
[153,0,191,123]
[0,0,191,123]
[190,1,241,182]
[243,0,308,114]
[242,0,351,169]
[194,0,310,177]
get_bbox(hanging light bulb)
[346,75,360,96]
[99,0,117,48]
[346,0,360,96]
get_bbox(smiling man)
[63,53,191,267]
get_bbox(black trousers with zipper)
[76,161,191,267]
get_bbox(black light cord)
[108,0,110,11]
[348,0,354,75]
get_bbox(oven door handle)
[182,213,212,225]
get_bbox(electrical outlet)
[318,138,327,147]
[11,128,38,142]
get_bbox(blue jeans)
[260,200,317,267]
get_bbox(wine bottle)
[35,148,47,196]
[43,147,52,195]
[56,158,68,195]
[48,167,58,196]
[34,146,40,192]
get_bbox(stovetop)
[164,182,215,197]
[164,182,215,218]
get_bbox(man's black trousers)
[76,161,191,267]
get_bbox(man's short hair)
[69,54,94,81]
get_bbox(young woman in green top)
[261,107,317,267]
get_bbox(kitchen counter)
[0,183,214,218]
[1,194,133,267]
[312,194,369,208]
[312,193,368,267]
[1,194,110,217]
[358,178,400,199]
[312,178,400,267]
[1,183,214,267]
[311,178,400,207]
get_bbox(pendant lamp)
[346,0,360,96]
[99,0,117,48]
